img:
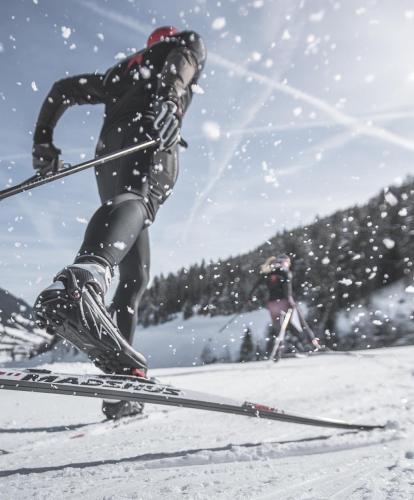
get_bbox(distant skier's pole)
[0,138,158,202]
[295,304,311,331]
[218,312,242,333]
[295,304,318,347]
[269,308,293,361]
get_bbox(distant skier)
[250,255,320,359]
[32,26,206,419]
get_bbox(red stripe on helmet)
[146,26,179,48]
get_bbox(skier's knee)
[109,192,154,226]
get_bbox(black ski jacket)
[33,31,206,144]
[251,267,293,302]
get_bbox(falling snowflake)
[191,83,204,94]
[262,161,279,188]
[61,26,72,39]
[384,191,398,206]
[282,29,291,40]
[202,121,221,140]
[383,238,395,249]
[114,241,126,250]
[212,17,226,30]
[309,10,325,22]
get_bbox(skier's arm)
[156,31,207,114]
[33,73,106,145]
[153,31,206,150]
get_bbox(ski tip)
[357,423,387,431]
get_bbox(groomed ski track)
[1,346,413,499]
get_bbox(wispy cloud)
[187,107,414,141]
[209,52,414,154]
[77,0,151,35]
[183,7,306,240]
[183,84,275,241]
[275,131,356,178]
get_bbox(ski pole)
[295,304,316,338]
[269,308,293,361]
[295,304,322,351]
[0,138,158,202]
[218,312,243,333]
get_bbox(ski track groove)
[0,429,398,479]
[259,456,386,500]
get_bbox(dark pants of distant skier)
[76,124,178,344]
[267,298,290,327]
[268,299,316,354]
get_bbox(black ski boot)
[102,367,148,420]
[102,399,145,420]
[33,262,148,375]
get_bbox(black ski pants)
[76,122,178,344]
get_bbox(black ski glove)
[153,100,181,151]
[32,142,62,176]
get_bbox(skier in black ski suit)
[33,26,206,418]
[251,255,320,357]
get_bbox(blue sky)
[1,0,414,304]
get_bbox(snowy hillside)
[0,346,413,499]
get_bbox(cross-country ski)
[0,368,384,430]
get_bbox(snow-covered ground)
[1,346,414,499]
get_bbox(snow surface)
[1,346,413,499]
